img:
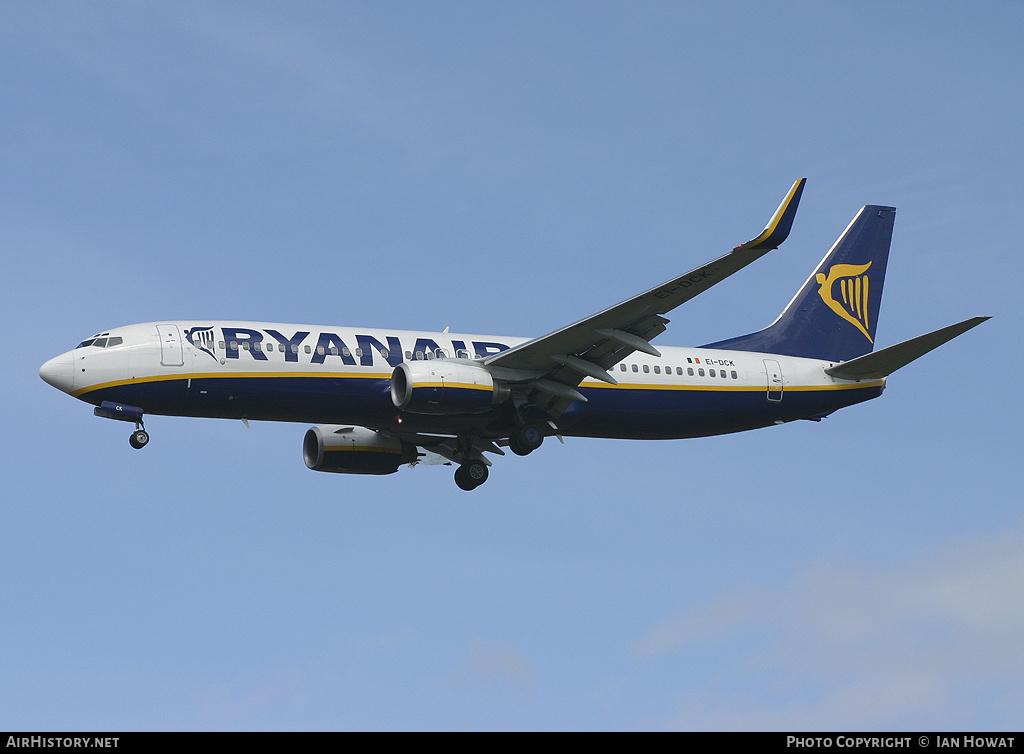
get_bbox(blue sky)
[2,1,1021,730]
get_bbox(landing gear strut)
[94,401,150,450]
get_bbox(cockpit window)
[75,335,123,349]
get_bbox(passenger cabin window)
[709,369,715,377]
[676,367,683,375]
[643,364,650,373]
[266,343,274,351]
[687,367,694,376]
[698,368,705,376]
[731,370,738,379]
[631,364,638,373]
[654,365,661,374]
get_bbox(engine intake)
[303,425,416,475]
[391,360,508,414]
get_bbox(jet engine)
[390,360,509,414]
[303,425,416,475]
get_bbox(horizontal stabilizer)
[825,316,989,380]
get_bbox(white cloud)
[636,524,1024,730]
[634,587,768,657]
[195,666,311,730]
[451,640,536,695]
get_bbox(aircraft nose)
[39,353,74,393]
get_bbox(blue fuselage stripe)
[77,374,882,440]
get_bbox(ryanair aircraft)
[39,180,987,490]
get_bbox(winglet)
[735,178,806,251]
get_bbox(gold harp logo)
[815,262,873,342]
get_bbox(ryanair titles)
[184,326,510,367]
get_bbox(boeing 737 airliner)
[39,180,988,489]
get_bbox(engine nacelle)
[303,425,416,475]
[390,360,509,414]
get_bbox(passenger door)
[763,359,783,402]
[157,324,184,367]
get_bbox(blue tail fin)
[703,205,896,362]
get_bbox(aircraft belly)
[559,383,883,439]
[185,375,396,423]
[82,375,394,425]
[82,380,187,416]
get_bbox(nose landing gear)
[94,400,149,449]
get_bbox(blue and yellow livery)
[39,181,988,490]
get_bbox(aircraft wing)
[484,178,806,412]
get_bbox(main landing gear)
[452,434,490,491]
[508,422,544,456]
[451,409,553,490]
[508,405,550,456]
[454,459,488,491]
